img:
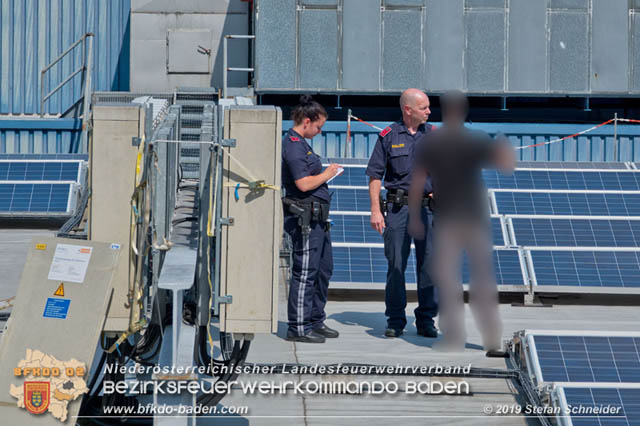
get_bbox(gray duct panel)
[549,12,589,92]
[302,0,338,4]
[591,0,629,92]
[508,0,547,92]
[382,10,423,90]
[465,10,505,92]
[549,0,588,9]
[631,12,640,92]
[254,0,296,89]
[465,0,504,8]
[385,0,424,6]
[425,0,464,91]
[342,0,381,90]
[299,9,339,89]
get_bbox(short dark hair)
[291,95,328,125]
[441,90,469,120]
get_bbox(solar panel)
[330,215,383,244]
[0,183,75,216]
[0,161,83,182]
[530,250,640,289]
[532,334,640,383]
[330,188,377,212]
[330,215,505,246]
[558,386,640,426]
[324,158,368,165]
[484,170,640,190]
[494,192,640,216]
[0,154,88,160]
[330,169,640,190]
[517,161,629,169]
[512,218,640,248]
[328,166,368,187]
[332,247,524,285]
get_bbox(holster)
[283,198,330,235]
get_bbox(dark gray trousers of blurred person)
[431,218,502,350]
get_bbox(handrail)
[222,35,256,99]
[40,32,94,118]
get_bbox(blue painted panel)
[283,120,640,162]
[0,0,130,115]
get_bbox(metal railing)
[222,35,255,99]
[40,33,94,149]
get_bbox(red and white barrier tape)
[515,119,615,150]
[347,114,640,151]
[348,114,384,132]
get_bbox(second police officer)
[282,95,342,343]
[365,88,439,338]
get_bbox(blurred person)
[282,95,342,343]
[365,88,438,338]
[408,90,515,353]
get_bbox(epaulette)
[289,136,300,142]
[379,126,392,137]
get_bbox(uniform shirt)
[365,121,433,194]
[416,125,502,222]
[282,128,330,202]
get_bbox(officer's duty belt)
[385,189,430,207]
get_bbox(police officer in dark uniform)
[282,95,342,343]
[366,88,438,338]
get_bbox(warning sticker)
[53,283,65,297]
[47,244,92,284]
[43,298,70,319]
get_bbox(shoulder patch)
[289,136,300,142]
[379,126,392,137]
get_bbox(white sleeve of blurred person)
[493,133,516,175]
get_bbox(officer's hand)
[408,217,425,240]
[370,211,385,235]
[324,163,343,178]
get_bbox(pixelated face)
[411,95,431,124]
[302,116,326,138]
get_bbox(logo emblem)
[24,382,50,415]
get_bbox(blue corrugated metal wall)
[283,120,640,162]
[0,0,130,115]
[0,119,82,153]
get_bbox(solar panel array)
[327,162,640,294]
[532,334,640,383]
[511,218,640,248]
[559,386,640,426]
[516,331,640,426]
[0,161,82,181]
[494,192,640,216]
[530,251,640,290]
[330,167,640,190]
[332,247,524,286]
[0,158,85,217]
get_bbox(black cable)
[196,326,230,375]
[171,216,198,226]
[196,340,245,409]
